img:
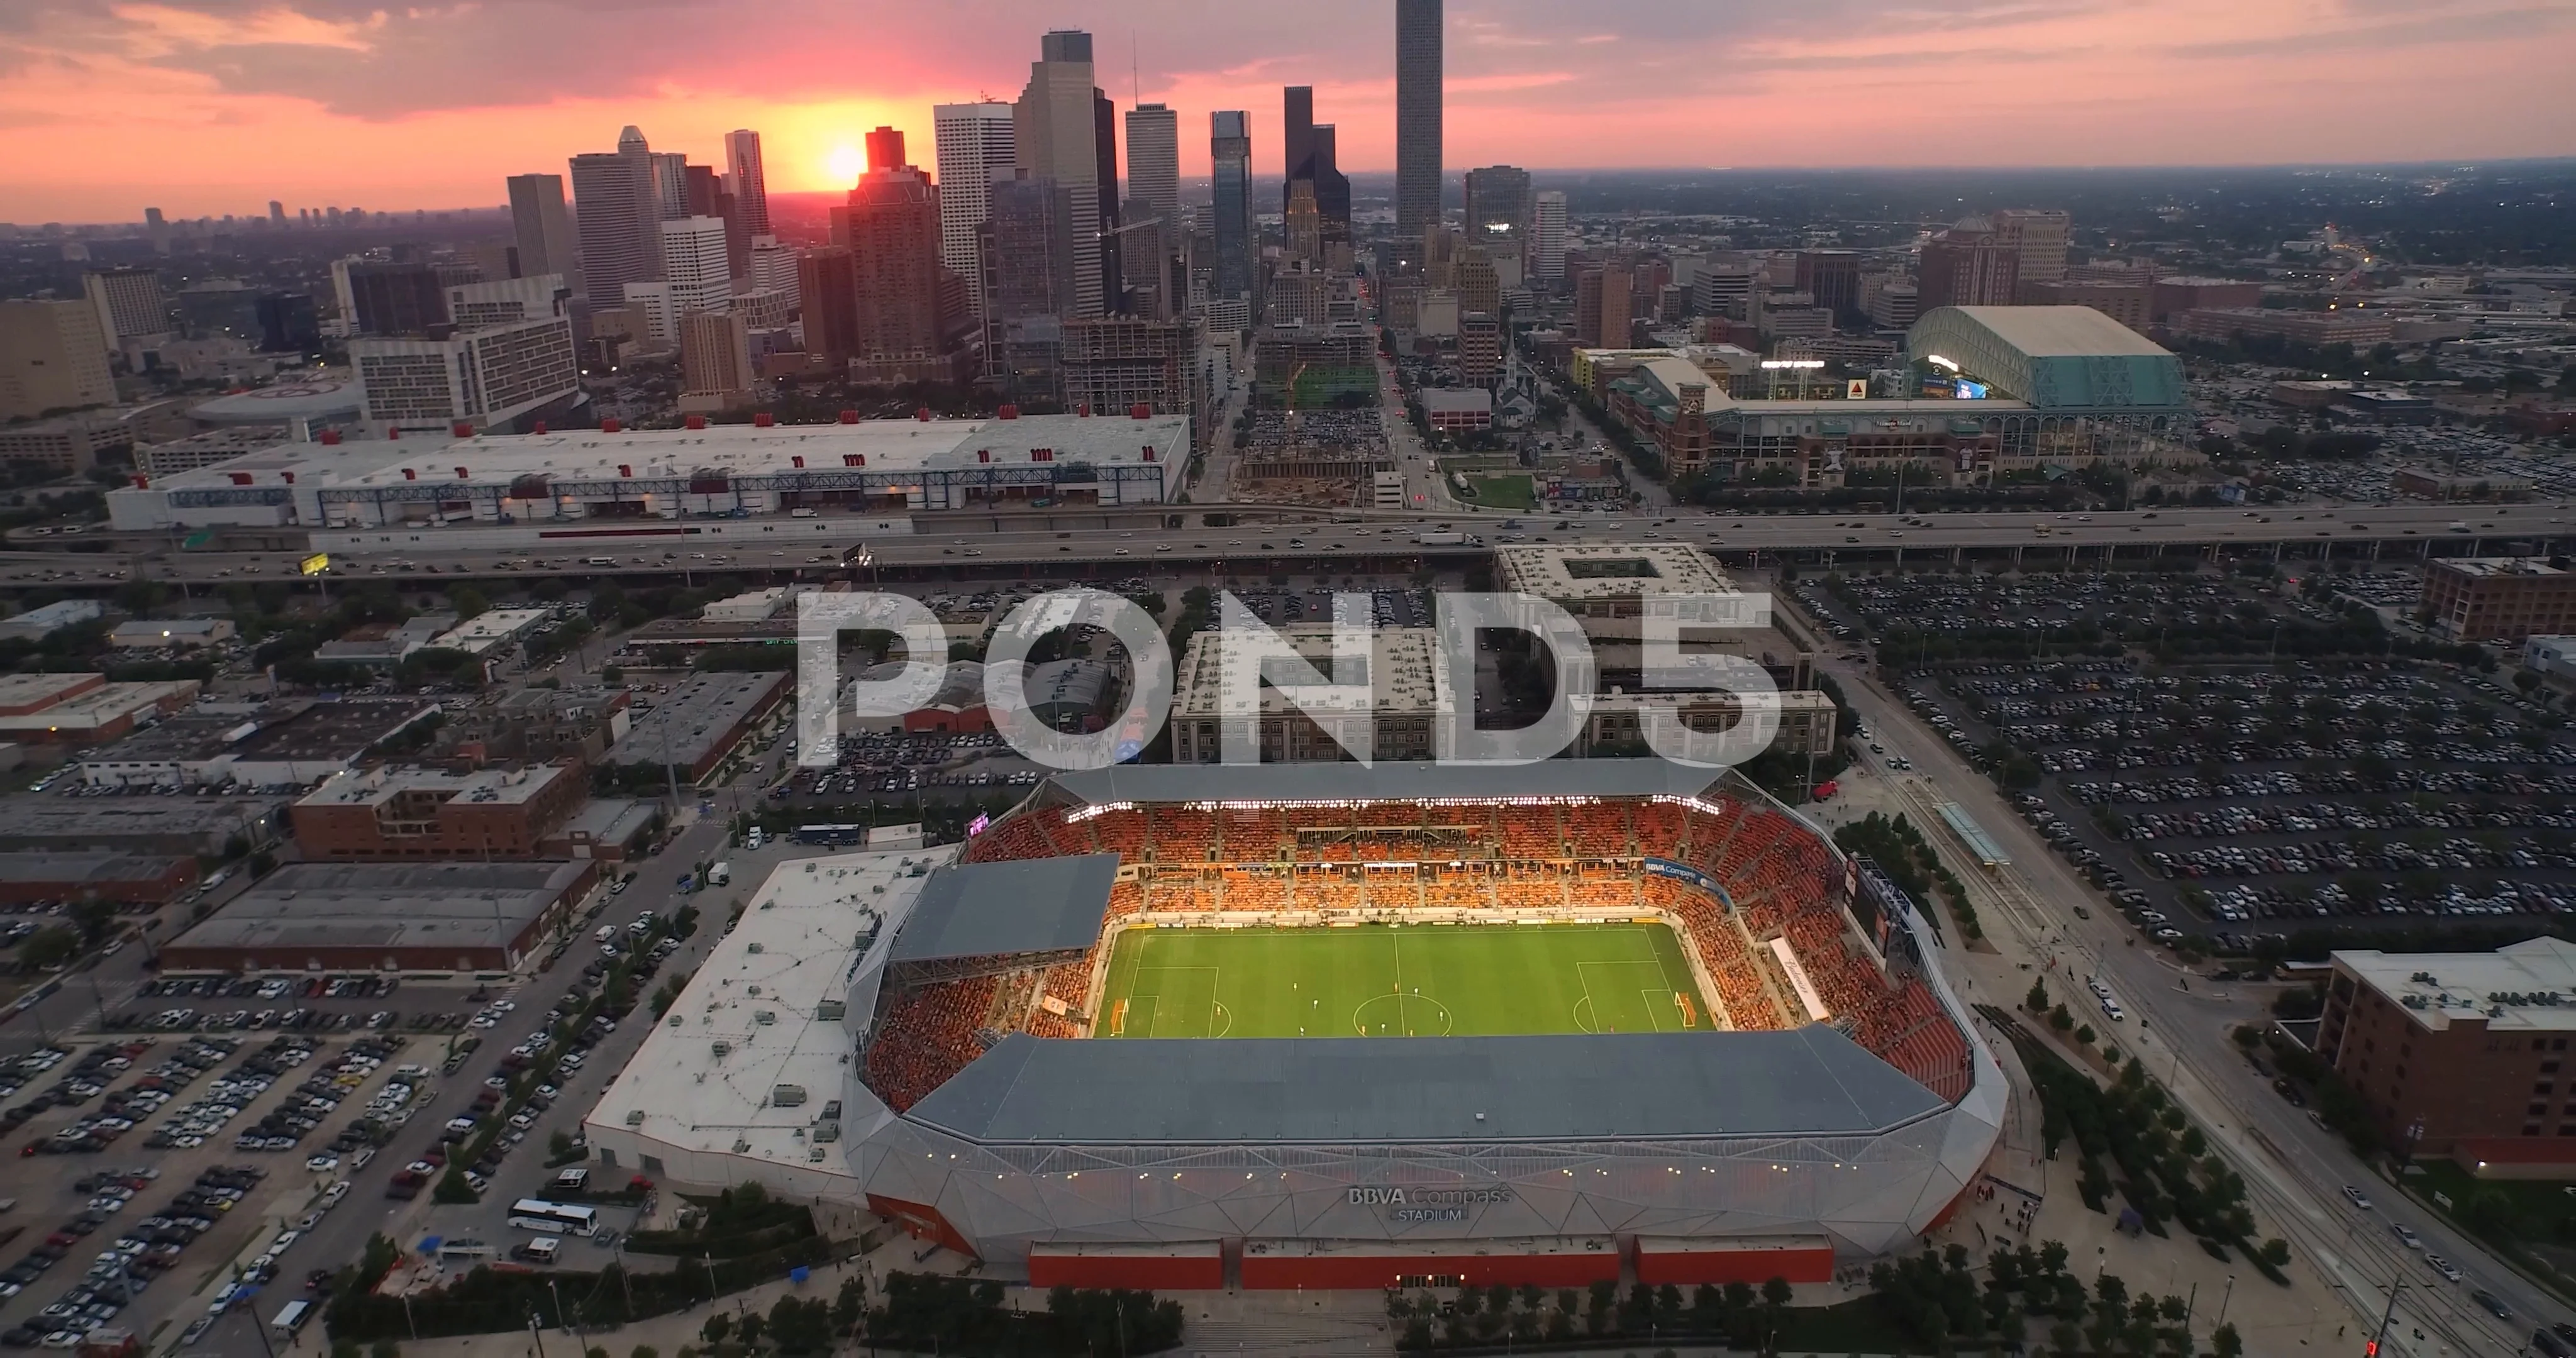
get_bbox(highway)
[74,500,2576,586]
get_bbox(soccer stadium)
[588,760,2002,1292]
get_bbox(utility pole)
[2365,1278,2402,1357]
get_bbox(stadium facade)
[586,761,2003,1290]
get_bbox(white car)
[2392,1223,2423,1250]
[2425,1254,2464,1283]
[2341,1184,2373,1210]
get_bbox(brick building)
[291,763,588,859]
[2419,557,2576,643]
[2317,939,2576,1166]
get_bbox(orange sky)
[4,0,2572,223]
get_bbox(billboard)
[299,553,330,576]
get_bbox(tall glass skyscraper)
[1210,110,1253,302]
[1394,0,1443,267]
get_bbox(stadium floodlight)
[1925,353,1960,371]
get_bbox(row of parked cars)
[0,1166,265,1349]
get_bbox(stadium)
[588,760,2003,1291]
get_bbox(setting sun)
[824,145,866,186]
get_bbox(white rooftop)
[130,411,1189,494]
[1493,543,1740,602]
[1172,624,1441,717]
[585,844,956,1176]
[2336,937,2576,1033]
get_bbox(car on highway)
[2391,1222,2423,1249]
[2341,1184,2372,1210]
[2472,1288,2512,1320]
[2425,1254,2463,1283]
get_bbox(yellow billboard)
[299,553,330,576]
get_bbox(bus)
[794,824,866,846]
[270,1300,315,1339]
[506,1200,600,1237]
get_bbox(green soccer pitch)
[1095,923,1713,1039]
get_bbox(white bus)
[505,1199,599,1237]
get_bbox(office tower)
[1462,165,1530,243]
[1394,0,1443,263]
[569,136,661,305]
[865,127,906,175]
[1093,89,1122,314]
[1458,310,1500,387]
[267,202,285,227]
[1306,125,1351,248]
[825,160,945,363]
[143,207,172,253]
[658,218,734,317]
[443,274,570,329]
[797,250,861,364]
[350,312,578,434]
[82,267,167,349]
[1574,266,1629,348]
[506,174,579,292]
[343,263,447,336]
[1795,250,1860,317]
[1209,111,1253,303]
[1532,190,1567,281]
[682,163,748,280]
[933,103,1017,318]
[255,293,319,354]
[1287,183,1322,265]
[0,301,114,420]
[1062,317,1201,431]
[1013,30,1106,318]
[749,240,800,309]
[724,130,771,238]
[1283,87,1316,219]
[981,173,1077,392]
[649,152,689,220]
[1918,220,2019,310]
[1992,209,2070,287]
[1124,104,1181,320]
[679,310,755,409]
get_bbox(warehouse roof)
[906,1027,1945,1143]
[890,854,1119,963]
[1050,758,1734,807]
[613,671,787,770]
[165,860,586,954]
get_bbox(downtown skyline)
[5,0,2574,223]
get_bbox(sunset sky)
[4,0,2572,223]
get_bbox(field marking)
[1128,965,1221,1037]
[1352,991,1453,1037]
[1577,959,1679,1035]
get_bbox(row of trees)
[1831,810,1984,940]
[1871,1241,2245,1357]
[1391,1278,1794,1352]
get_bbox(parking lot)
[1895,654,2576,938]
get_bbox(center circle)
[1351,991,1453,1037]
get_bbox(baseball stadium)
[587,760,2003,1292]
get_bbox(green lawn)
[1096,923,1709,1039]
[1462,473,1538,509]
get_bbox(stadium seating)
[865,974,1001,1111]
[898,789,1979,1109]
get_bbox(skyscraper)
[506,175,579,293]
[1574,266,1629,348]
[865,127,908,175]
[658,217,735,318]
[1918,220,2020,310]
[1093,89,1123,314]
[81,267,167,347]
[1462,166,1531,243]
[724,130,771,239]
[0,301,114,420]
[1124,104,1182,321]
[828,158,947,363]
[933,102,1017,319]
[1014,30,1107,319]
[1394,0,1443,264]
[1532,190,1567,281]
[1794,250,1861,317]
[569,133,661,306]
[1991,208,2071,289]
[343,263,446,336]
[1209,111,1253,302]
[648,152,690,221]
[982,173,1079,395]
[267,201,286,227]
[1282,86,1316,219]
[679,309,755,409]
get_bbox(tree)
[2050,1003,2075,1032]
[68,899,116,947]
[19,927,78,971]
[2213,1321,2245,1357]
[447,585,490,622]
[2027,978,2051,1013]
[699,1316,730,1346]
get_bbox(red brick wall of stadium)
[1242,1250,1620,1290]
[1027,1249,1223,1291]
[1634,1245,1834,1286]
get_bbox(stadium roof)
[907,1027,1946,1143]
[1906,306,2186,411]
[1052,759,1730,807]
[890,854,1120,963]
